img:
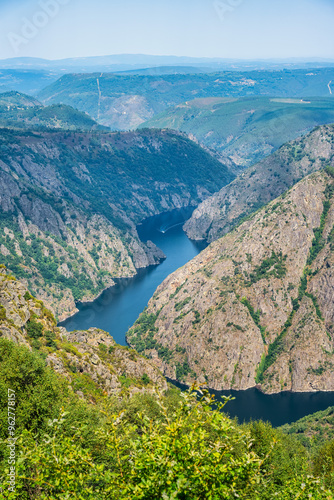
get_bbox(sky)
[0,0,333,61]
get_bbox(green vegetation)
[38,68,334,132]
[326,166,334,179]
[248,251,287,284]
[0,91,106,131]
[305,292,324,320]
[142,96,334,167]
[227,322,244,331]
[174,297,191,311]
[126,309,159,353]
[127,309,174,363]
[175,360,195,381]
[141,373,150,385]
[192,310,201,325]
[241,297,266,343]
[0,305,6,320]
[0,338,333,498]
[307,183,334,266]
[26,319,43,340]
[281,406,334,455]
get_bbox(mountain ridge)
[185,124,334,242]
[37,68,334,130]
[0,91,107,131]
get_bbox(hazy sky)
[0,0,333,60]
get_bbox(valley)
[0,126,232,320]
[60,209,206,344]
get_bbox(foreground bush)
[0,340,333,499]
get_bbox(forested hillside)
[0,267,333,498]
[0,91,106,131]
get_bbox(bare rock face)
[184,125,334,242]
[128,170,334,394]
[0,273,31,328]
[0,268,167,398]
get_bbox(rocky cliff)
[0,266,167,399]
[128,169,334,394]
[0,127,232,320]
[184,124,334,242]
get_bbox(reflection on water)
[60,208,206,344]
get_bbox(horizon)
[1,54,334,63]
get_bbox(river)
[60,208,206,344]
[60,208,334,427]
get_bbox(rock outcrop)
[0,267,167,398]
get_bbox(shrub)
[0,305,6,321]
[26,319,43,339]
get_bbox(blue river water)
[60,208,206,343]
[60,208,334,427]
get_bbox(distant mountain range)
[1,54,334,73]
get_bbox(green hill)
[0,91,40,108]
[37,68,334,131]
[141,96,334,167]
[0,91,106,131]
[281,406,334,451]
